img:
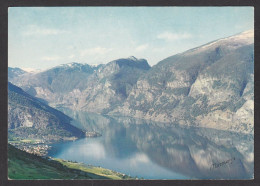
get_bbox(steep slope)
[8,144,131,180]
[11,57,151,113]
[8,82,85,142]
[75,56,150,113]
[111,30,254,133]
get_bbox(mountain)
[8,82,85,142]
[8,67,27,82]
[111,30,254,133]
[10,57,151,113]
[9,62,99,98]
[74,56,150,113]
[9,31,254,133]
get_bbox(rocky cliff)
[10,57,151,113]
[111,30,254,133]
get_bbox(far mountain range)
[9,30,254,134]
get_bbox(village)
[9,141,51,156]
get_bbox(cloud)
[135,44,148,52]
[23,25,68,36]
[42,56,61,61]
[157,31,192,41]
[68,54,75,59]
[80,47,112,57]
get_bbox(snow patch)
[21,68,42,74]
[187,30,254,55]
[57,62,84,68]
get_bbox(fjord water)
[48,108,254,179]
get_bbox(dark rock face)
[8,82,85,142]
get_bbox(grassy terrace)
[8,144,133,180]
[54,159,131,180]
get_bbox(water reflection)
[50,108,253,179]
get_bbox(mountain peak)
[21,68,42,73]
[110,57,150,70]
[226,29,254,43]
[128,56,138,61]
[209,29,254,47]
[57,62,84,68]
[186,30,254,55]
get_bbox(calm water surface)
[48,108,254,179]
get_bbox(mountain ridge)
[8,82,85,142]
[110,30,254,133]
[9,30,254,133]
[10,56,151,113]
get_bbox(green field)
[8,144,133,180]
[54,159,132,180]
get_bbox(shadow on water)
[51,107,253,179]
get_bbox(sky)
[8,7,254,70]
